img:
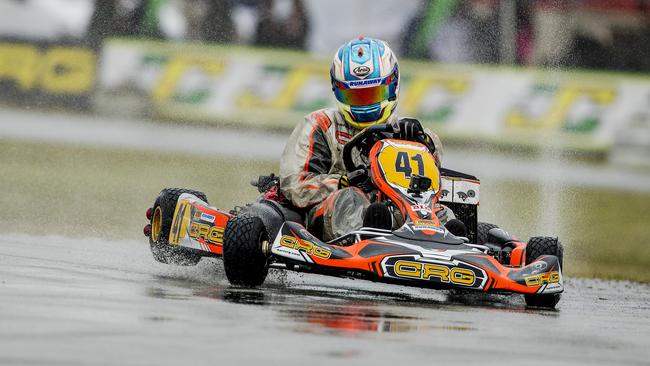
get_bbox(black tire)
[524,236,564,308]
[222,214,269,287]
[149,188,208,266]
[477,222,499,245]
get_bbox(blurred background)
[0,0,649,281]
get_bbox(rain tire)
[524,236,564,309]
[477,222,499,245]
[149,188,207,266]
[223,214,270,287]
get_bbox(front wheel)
[524,236,564,308]
[223,215,270,287]
[148,188,207,265]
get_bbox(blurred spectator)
[400,1,434,59]
[202,0,236,43]
[87,0,164,48]
[78,0,650,72]
[401,0,500,64]
[535,0,650,71]
[303,0,420,55]
[515,0,535,65]
[429,3,477,63]
[253,0,309,49]
[179,0,236,43]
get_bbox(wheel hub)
[261,239,271,257]
[151,206,162,242]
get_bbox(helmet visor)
[333,71,397,107]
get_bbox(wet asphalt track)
[1,234,649,366]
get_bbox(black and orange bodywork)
[268,220,563,296]
[269,138,562,296]
[162,136,563,297]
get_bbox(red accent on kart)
[186,202,233,256]
[263,185,284,202]
[509,241,526,266]
[146,207,153,220]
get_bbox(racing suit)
[280,108,443,241]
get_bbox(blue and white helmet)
[331,37,400,129]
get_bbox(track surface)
[1,235,648,365]
[2,107,650,192]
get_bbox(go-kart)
[143,123,564,308]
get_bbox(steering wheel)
[342,123,393,172]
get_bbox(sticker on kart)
[278,235,331,259]
[271,222,351,263]
[381,255,487,289]
[507,256,564,294]
[188,222,224,245]
[169,194,228,251]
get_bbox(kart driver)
[279,37,450,241]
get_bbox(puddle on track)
[0,234,648,366]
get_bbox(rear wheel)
[524,236,564,308]
[477,222,498,244]
[148,188,207,265]
[223,215,270,287]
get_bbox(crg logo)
[525,271,561,287]
[189,223,224,244]
[381,256,486,289]
[279,235,331,259]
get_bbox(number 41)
[395,152,424,178]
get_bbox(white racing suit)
[279,108,443,241]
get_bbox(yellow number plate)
[376,141,439,191]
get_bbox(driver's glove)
[391,117,424,141]
[391,117,437,155]
[339,169,373,192]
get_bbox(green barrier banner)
[100,39,650,152]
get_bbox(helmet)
[331,37,400,129]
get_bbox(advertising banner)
[0,38,97,109]
[100,39,650,153]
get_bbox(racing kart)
[143,124,564,309]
